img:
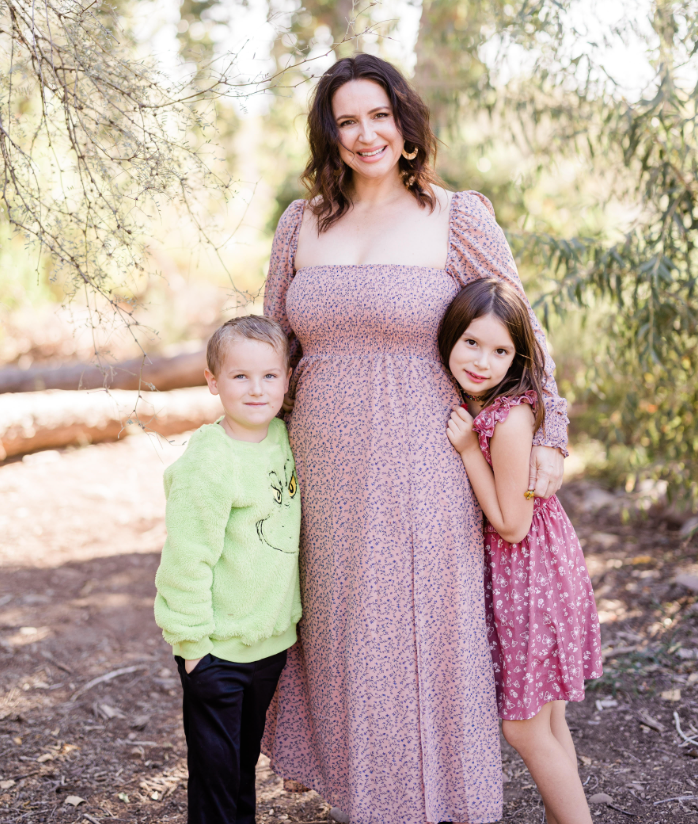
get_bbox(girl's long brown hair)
[437,278,547,433]
[302,54,440,233]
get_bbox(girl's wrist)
[459,438,480,459]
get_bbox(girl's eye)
[264,373,277,379]
[496,349,509,355]
[465,339,477,346]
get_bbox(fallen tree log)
[0,349,207,394]
[0,387,222,460]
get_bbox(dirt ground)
[1,432,698,823]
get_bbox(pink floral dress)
[472,392,603,721]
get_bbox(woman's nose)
[357,118,377,143]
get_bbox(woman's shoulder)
[449,189,497,221]
[273,199,307,241]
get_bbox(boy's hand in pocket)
[185,657,203,674]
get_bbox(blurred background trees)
[1,0,697,505]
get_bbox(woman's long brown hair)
[302,54,440,233]
[437,278,547,433]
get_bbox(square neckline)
[292,191,458,276]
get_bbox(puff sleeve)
[263,199,306,372]
[447,191,569,455]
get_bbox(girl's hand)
[447,407,478,455]
[282,391,295,414]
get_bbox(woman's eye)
[338,120,354,127]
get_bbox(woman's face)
[331,79,404,183]
[448,314,517,396]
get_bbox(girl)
[438,278,603,824]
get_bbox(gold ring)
[524,490,535,500]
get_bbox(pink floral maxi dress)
[262,192,570,824]
[472,393,603,720]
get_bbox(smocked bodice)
[287,264,457,361]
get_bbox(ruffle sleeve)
[447,191,569,455]
[263,199,306,372]
[471,391,538,460]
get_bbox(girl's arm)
[447,405,535,544]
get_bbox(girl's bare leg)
[502,703,592,824]
[550,700,579,769]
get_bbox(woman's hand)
[528,445,565,499]
[447,407,478,455]
[282,391,295,414]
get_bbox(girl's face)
[331,79,404,183]
[448,313,517,396]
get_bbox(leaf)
[118,793,129,803]
[0,780,16,790]
[64,796,86,806]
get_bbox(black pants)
[175,650,287,824]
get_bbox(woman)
[262,54,568,824]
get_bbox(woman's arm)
[449,192,570,459]
[448,405,535,544]
[263,201,305,374]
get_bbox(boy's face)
[205,338,291,442]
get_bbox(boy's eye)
[233,374,246,379]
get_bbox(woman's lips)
[356,146,387,162]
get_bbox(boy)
[154,315,301,824]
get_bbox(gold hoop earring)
[401,146,418,161]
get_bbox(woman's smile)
[356,146,387,160]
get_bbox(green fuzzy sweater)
[154,418,302,663]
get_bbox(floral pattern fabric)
[260,192,571,824]
[472,392,603,721]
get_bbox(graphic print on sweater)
[256,458,299,554]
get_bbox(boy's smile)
[205,338,291,442]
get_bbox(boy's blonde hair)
[206,316,290,376]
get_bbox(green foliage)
[411,0,698,502]
[507,1,698,503]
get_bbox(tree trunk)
[0,387,221,460]
[0,350,207,394]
